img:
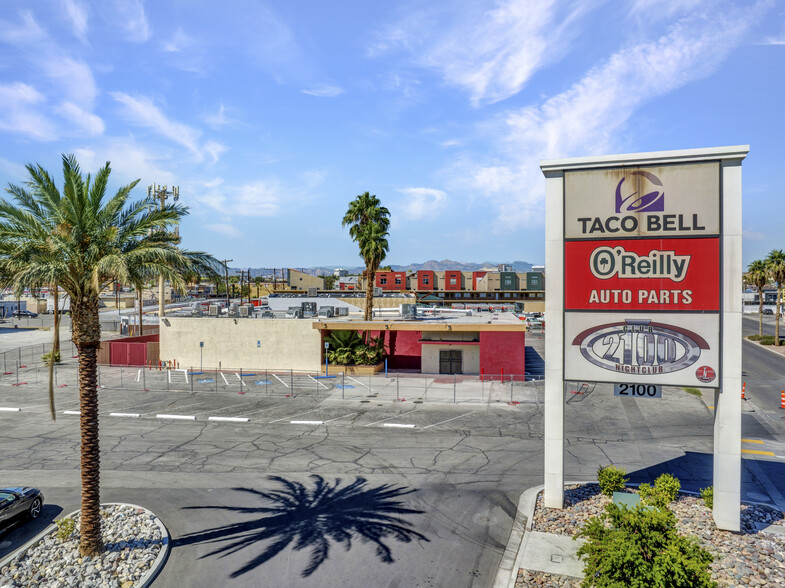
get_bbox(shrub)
[55,517,76,542]
[748,335,777,345]
[639,474,681,508]
[576,503,716,588]
[597,465,628,497]
[41,350,61,365]
[700,486,713,509]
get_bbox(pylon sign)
[563,161,721,387]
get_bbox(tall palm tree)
[745,259,768,337]
[766,250,785,346]
[342,192,390,320]
[0,154,218,556]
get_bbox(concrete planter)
[322,362,384,375]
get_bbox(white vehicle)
[46,296,70,314]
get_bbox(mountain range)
[235,260,538,277]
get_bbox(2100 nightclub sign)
[562,161,720,387]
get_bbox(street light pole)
[222,259,233,314]
[148,184,180,321]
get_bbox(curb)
[0,502,169,588]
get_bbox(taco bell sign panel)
[564,162,719,239]
[564,312,720,386]
[564,237,720,311]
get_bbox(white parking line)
[364,409,418,427]
[421,411,477,430]
[290,420,324,425]
[271,373,289,388]
[156,414,196,420]
[63,410,80,415]
[347,376,370,389]
[322,411,360,423]
[269,408,321,423]
[220,372,230,386]
[208,416,250,423]
[383,423,416,428]
[109,412,141,418]
[308,375,329,389]
[0,407,21,412]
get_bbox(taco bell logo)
[615,170,665,214]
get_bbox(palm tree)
[766,250,785,346]
[0,154,218,556]
[342,192,390,321]
[745,259,768,337]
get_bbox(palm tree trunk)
[48,285,60,420]
[365,267,375,321]
[778,284,783,346]
[72,295,104,556]
[138,288,143,337]
[759,289,763,337]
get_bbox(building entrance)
[439,349,463,374]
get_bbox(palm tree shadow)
[174,475,430,578]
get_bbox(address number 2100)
[613,384,662,398]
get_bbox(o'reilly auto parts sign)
[563,161,720,387]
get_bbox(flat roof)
[312,312,526,332]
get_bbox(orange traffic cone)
[780,391,785,410]
[742,382,747,401]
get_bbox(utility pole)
[148,183,180,320]
[222,259,233,314]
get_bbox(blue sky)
[0,0,783,269]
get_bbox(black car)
[0,487,44,528]
[11,310,38,318]
[763,308,774,315]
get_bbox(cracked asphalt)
[1,330,784,587]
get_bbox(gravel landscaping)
[516,483,785,587]
[0,504,165,588]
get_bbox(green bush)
[55,517,76,542]
[639,474,681,508]
[41,350,61,365]
[597,465,628,497]
[576,503,716,588]
[700,486,713,509]
[748,335,777,345]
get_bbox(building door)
[439,349,463,374]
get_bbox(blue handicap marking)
[197,378,214,384]
[254,380,272,385]
[336,384,355,390]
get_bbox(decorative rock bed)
[516,483,785,587]
[0,504,166,588]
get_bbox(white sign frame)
[541,145,748,532]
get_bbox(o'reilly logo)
[572,319,709,375]
[615,170,664,213]
[590,246,690,281]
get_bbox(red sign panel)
[565,237,719,311]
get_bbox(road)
[0,324,783,587]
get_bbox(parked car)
[763,308,774,315]
[12,310,38,318]
[0,487,44,529]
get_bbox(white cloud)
[0,82,56,140]
[203,104,229,127]
[743,230,767,241]
[194,179,283,217]
[111,92,224,163]
[206,223,242,238]
[114,0,150,42]
[452,4,766,228]
[302,84,345,97]
[56,101,105,135]
[371,0,594,105]
[162,27,192,52]
[62,0,88,41]
[397,187,448,220]
[73,139,176,187]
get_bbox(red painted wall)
[376,271,407,291]
[472,271,488,290]
[417,270,435,290]
[444,270,463,290]
[479,331,525,381]
[369,330,422,369]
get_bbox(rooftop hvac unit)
[239,306,251,318]
[318,306,334,318]
[286,307,302,319]
[335,306,349,316]
[401,303,418,319]
[373,287,383,297]
[301,301,317,317]
[208,304,220,317]
[308,287,318,297]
